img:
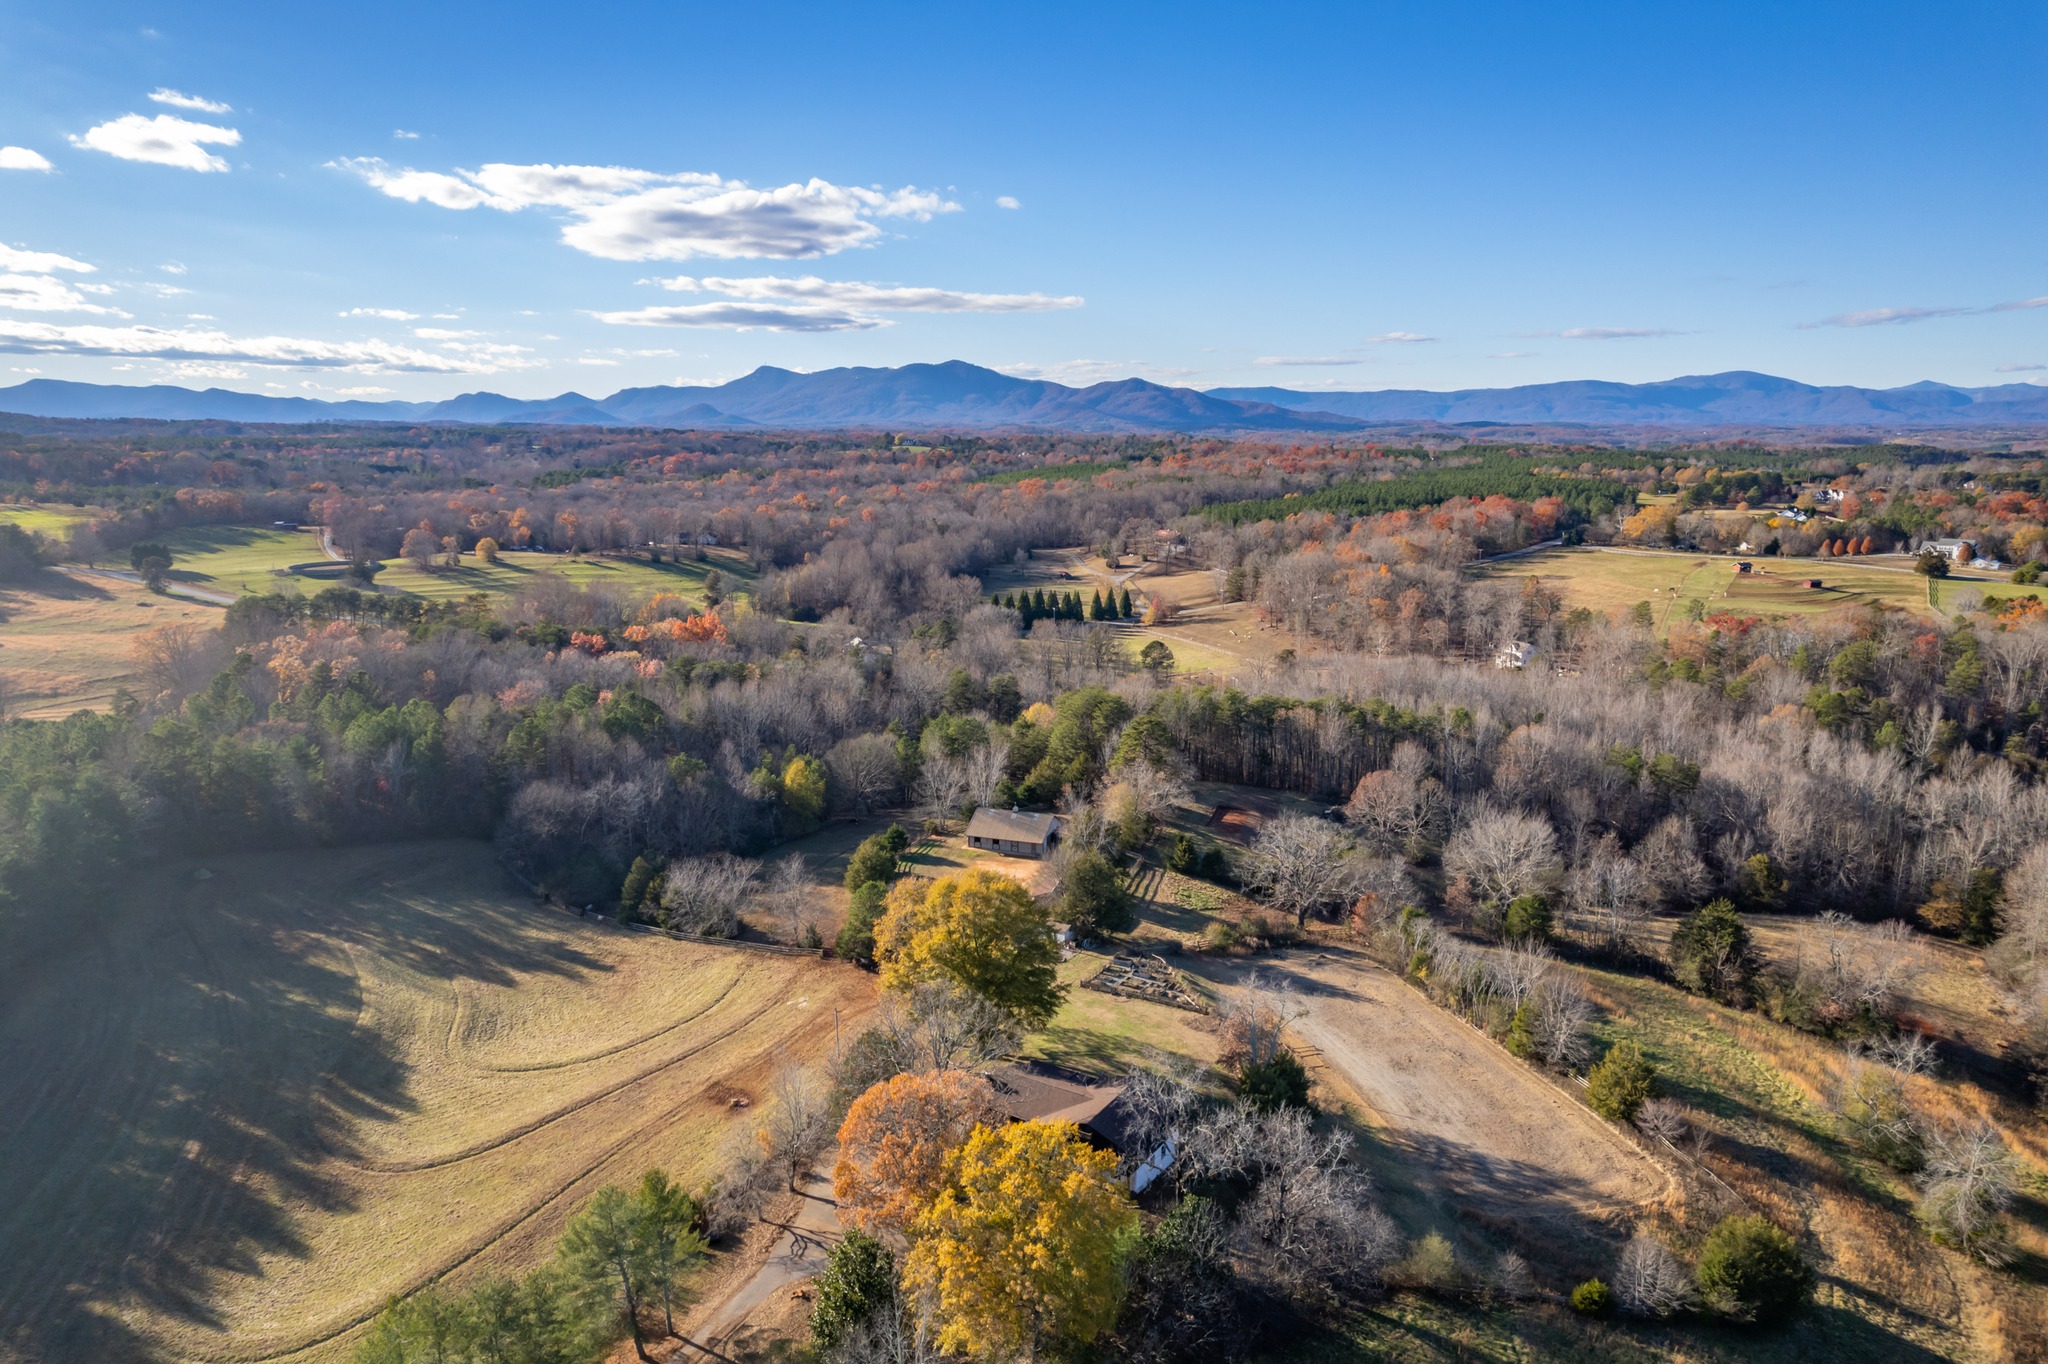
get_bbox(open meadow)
[0,841,872,1364]
[0,567,219,718]
[1478,545,2048,633]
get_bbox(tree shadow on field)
[0,840,609,1363]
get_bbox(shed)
[1735,560,1753,574]
[1804,578,1824,589]
[964,806,1062,859]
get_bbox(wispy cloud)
[0,146,52,171]
[1804,295,2048,328]
[592,302,879,332]
[392,129,420,140]
[159,261,187,275]
[1253,356,1367,367]
[0,320,523,372]
[71,113,240,172]
[1000,359,1202,386]
[645,274,1080,313]
[330,157,958,261]
[341,306,419,321]
[996,195,1021,209]
[1523,326,1683,340]
[148,88,232,114]
[1363,331,1435,344]
[1995,363,2046,373]
[412,326,479,339]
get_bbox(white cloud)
[1988,296,2048,313]
[135,282,191,297]
[159,261,187,274]
[413,326,479,339]
[1490,351,1536,359]
[162,361,247,380]
[331,156,958,261]
[996,195,1021,209]
[0,244,93,274]
[1516,326,1682,340]
[576,356,622,365]
[0,274,127,314]
[71,113,240,172]
[431,312,462,319]
[1364,331,1435,343]
[0,146,52,171]
[1001,359,1202,386]
[1996,363,2046,373]
[336,385,393,395]
[591,302,878,332]
[0,319,523,372]
[393,130,420,140]
[341,306,419,320]
[1253,355,1366,367]
[648,273,1081,313]
[149,88,233,114]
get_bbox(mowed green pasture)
[1480,546,2047,631]
[374,546,752,605]
[150,524,756,609]
[0,504,101,535]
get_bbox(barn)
[964,807,1062,859]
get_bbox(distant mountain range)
[4,363,2047,433]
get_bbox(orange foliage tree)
[832,1071,1006,1237]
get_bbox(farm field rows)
[0,841,870,1364]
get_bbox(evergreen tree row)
[993,586,1133,624]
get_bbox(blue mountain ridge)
[3,363,2045,431]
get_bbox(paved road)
[681,1166,843,1360]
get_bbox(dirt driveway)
[1190,944,1667,1221]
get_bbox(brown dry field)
[0,568,221,718]
[0,841,873,1364]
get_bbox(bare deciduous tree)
[658,854,756,936]
[762,853,815,944]
[1345,742,1448,855]
[1218,972,1306,1069]
[1918,1121,2019,1264]
[1634,1096,1688,1145]
[762,1062,831,1191]
[1443,806,1558,909]
[1242,814,1367,927]
[1614,1231,1695,1317]
[826,732,902,812]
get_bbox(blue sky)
[1,1,2043,400]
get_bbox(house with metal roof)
[964,807,1062,859]
[982,1060,1176,1192]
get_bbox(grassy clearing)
[0,840,872,1364]
[375,547,754,606]
[1482,546,2048,632]
[160,525,328,595]
[0,504,100,535]
[0,566,220,717]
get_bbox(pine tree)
[1118,588,1133,618]
[1089,590,1105,620]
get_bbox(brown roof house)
[964,806,1062,859]
[983,1061,1177,1193]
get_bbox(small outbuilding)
[1735,560,1754,574]
[964,806,1062,859]
[1804,578,1824,589]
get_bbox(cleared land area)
[1479,545,2048,631]
[1194,945,1667,1219]
[0,841,870,1364]
[0,566,219,717]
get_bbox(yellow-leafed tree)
[874,869,1066,1028]
[904,1120,1137,1359]
[833,1070,1006,1237]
